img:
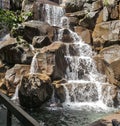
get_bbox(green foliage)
[0,9,32,30]
[103,0,109,6]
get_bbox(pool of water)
[0,104,114,126]
[28,105,113,126]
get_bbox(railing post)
[7,109,12,126]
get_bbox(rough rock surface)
[4,64,30,95]
[32,36,52,48]
[19,73,53,108]
[23,20,54,43]
[35,42,68,80]
[100,45,120,86]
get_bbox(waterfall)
[44,4,65,27]
[11,85,19,101]
[44,5,111,109]
[30,52,39,74]
[30,2,114,110]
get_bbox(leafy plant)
[0,9,32,30]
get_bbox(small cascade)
[50,87,57,107]
[29,44,35,51]
[30,52,39,74]
[44,4,65,27]
[11,85,19,101]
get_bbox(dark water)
[28,107,111,126]
[0,105,112,126]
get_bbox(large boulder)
[4,64,30,96]
[100,45,120,86]
[19,73,53,108]
[23,20,54,43]
[34,42,68,80]
[92,20,120,51]
[0,38,33,65]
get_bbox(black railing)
[0,92,44,126]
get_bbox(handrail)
[0,92,44,126]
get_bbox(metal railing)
[0,92,44,126]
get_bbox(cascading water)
[30,52,39,74]
[53,5,111,110]
[44,4,65,27]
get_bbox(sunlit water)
[0,104,116,126]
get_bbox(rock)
[93,55,105,74]
[68,16,79,28]
[32,36,51,48]
[100,45,120,86]
[49,0,61,4]
[89,119,111,126]
[92,20,120,51]
[35,42,68,80]
[0,38,33,65]
[4,64,30,95]
[79,11,99,30]
[62,82,98,102]
[23,20,54,43]
[90,112,120,126]
[65,1,84,13]
[66,10,86,19]
[92,0,103,11]
[101,83,119,107]
[52,79,67,102]
[22,0,34,12]
[59,29,74,43]
[19,73,53,108]
[74,26,92,44]
[10,0,22,10]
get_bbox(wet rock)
[63,82,98,102]
[100,45,120,86]
[19,73,53,108]
[32,36,51,48]
[101,83,119,107]
[23,20,54,43]
[59,29,74,43]
[74,26,92,44]
[33,0,58,20]
[52,79,67,102]
[4,64,30,96]
[89,119,111,126]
